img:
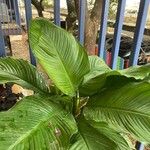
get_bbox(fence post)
[129,0,150,66]
[0,22,6,57]
[54,0,60,26]
[98,0,110,59]
[111,0,126,70]
[13,0,21,26]
[24,0,36,66]
[136,142,145,150]
[79,0,86,44]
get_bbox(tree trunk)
[74,0,80,18]
[66,0,77,32]
[66,0,103,54]
[31,0,44,17]
[84,0,103,55]
[84,19,99,55]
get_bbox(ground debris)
[0,84,23,111]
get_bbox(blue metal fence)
[79,0,86,44]
[110,0,126,69]
[0,0,150,149]
[98,0,110,59]
[0,0,21,36]
[54,0,60,26]
[129,0,150,66]
[0,0,22,57]
[0,21,5,56]
[24,0,36,66]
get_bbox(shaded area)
[0,84,23,111]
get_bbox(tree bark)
[66,0,103,54]
[84,0,103,55]
[74,0,80,18]
[31,0,44,17]
[66,0,77,32]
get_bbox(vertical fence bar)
[8,0,13,23]
[1,0,6,35]
[54,0,60,26]
[8,0,15,35]
[136,142,145,150]
[0,22,6,56]
[98,0,110,59]
[24,0,36,66]
[129,0,150,66]
[13,0,21,35]
[79,0,86,44]
[13,0,21,26]
[111,0,126,69]
[4,0,10,35]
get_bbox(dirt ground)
[10,31,30,61]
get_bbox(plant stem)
[75,90,80,117]
[73,90,80,117]
[76,90,80,108]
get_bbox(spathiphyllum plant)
[0,18,150,150]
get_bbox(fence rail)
[0,0,150,149]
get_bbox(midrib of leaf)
[82,133,109,148]
[35,30,76,94]
[78,132,90,150]
[8,109,65,150]
[89,106,150,118]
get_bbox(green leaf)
[0,57,49,93]
[119,63,150,80]
[84,80,150,143]
[89,121,131,150]
[0,95,77,150]
[69,117,117,150]
[80,57,150,96]
[29,18,90,96]
[87,56,111,74]
[79,56,111,96]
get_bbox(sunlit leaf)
[29,18,90,96]
[0,57,49,93]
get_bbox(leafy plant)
[0,18,150,149]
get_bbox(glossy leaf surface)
[29,18,90,96]
[0,95,77,150]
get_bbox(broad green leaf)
[80,57,150,96]
[89,121,131,150]
[84,80,150,143]
[29,18,90,96]
[69,117,117,150]
[0,57,49,93]
[87,56,111,75]
[79,56,111,96]
[0,95,77,150]
[119,63,150,80]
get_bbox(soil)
[10,31,30,61]
[0,84,23,111]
